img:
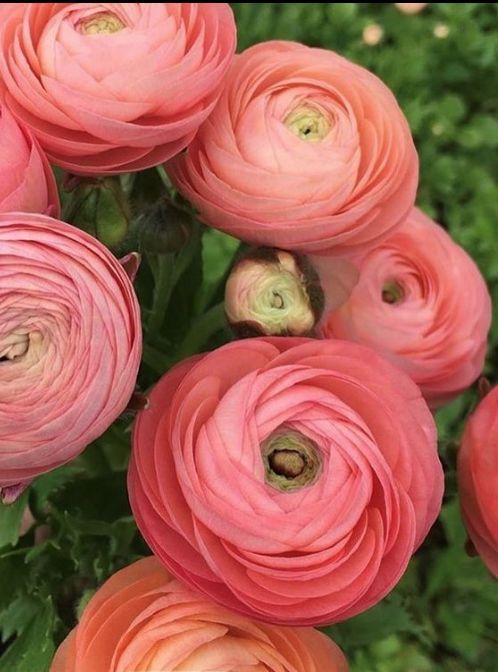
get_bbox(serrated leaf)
[0,597,39,642]
[0,599,55,672]
[324,595,419,649]
[0,492,29,549]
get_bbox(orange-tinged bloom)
[51,557,349,672]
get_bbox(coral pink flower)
[0,104,59,216]
[129,337,443,626]
[0,213,141,499]
[0,4,236,175]
[315,208,491,408]
[395,3,428,14]
[51,556,348,672]
[458,387,498,577]
[168,40,418,255]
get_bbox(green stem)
[147,253,175,335]
[175,302,227,361]
[141,343,172,376]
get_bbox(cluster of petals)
[0,102,59,216]
[458,387,498,577]
[0,3,236,175]
[0,212,141,494]
[129,337,443,626]
[315,208,491,408]
[51,556,348,671]
[168,40,418,255]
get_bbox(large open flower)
[315,208,491,408]
[0,212,141,497]
[458,387,498,578]
[129,337,443,626]
[168,40,418,255]
[0,3,236,175]
[51,556,348,671]
[0,103,59,215]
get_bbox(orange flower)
[51,557,348,671]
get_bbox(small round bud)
[225,249,324,337]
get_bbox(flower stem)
[175,302,227,361]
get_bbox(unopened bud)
[136,199,191,254]
[65,176,130,249]
[225,249,323,337]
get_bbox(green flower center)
[284,104,332,142]
[79,12,125,35]
[382,280,405,305]
[261,430,322,492]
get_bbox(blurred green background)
[0,3,497,671]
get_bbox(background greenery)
[1,3,497,671]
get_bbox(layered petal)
[0,103,59,215]
[168,40,418,255]
[316,208,491,408]
[458,387,498,577]
[0,3,236,175]
[0,212,141,490]
[51,556,348,672]
[129,337,443,626]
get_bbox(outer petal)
[458,387,498,577]
[0,104,59,216]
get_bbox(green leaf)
[0,599,55,672]
[324,595,420,649]
[0,492,29,549]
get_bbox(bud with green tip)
[225,248,324,337]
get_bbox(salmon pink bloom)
[129,337,443,625]
[51,556,348,672]
[0,213,141,500]
[395,4,428,14]
[168,40,418,255]
[0,3,236,175]
[315,208,491,408]
[458,387,498,577]
[0,104,59,216]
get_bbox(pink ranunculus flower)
[129,337,443,626]
[0,212,141,498]
[315,208,491,408]
[458,387,498,577]
[395,3,428,14]
[0,4,236,175]
[0,103,59,216]
[51,556,349,672]
[168,40,418,256]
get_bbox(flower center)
[283,104,332,142]
[271,291,284,309]
[382,280,405,305]
[0,332,29,363]
[79,11,125,35]
[261,429,322,492]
